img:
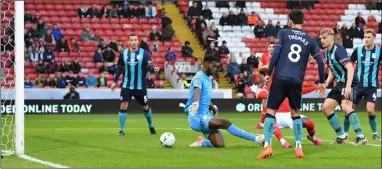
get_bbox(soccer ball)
[160,132,176,148]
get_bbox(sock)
[344,115,350,134]
[227,124,257,142]
[303,119,316,137]
[348,112,364,137]
[260,111,266,124]
[280,138,287,145]
[201,140,214,147]
[273,125,284,140]
[292,116,303,148]
[119,110,127,132]
[144,108,154,128]
[368,114,377,134]
[263,114,275,145]
[327,113,345,137]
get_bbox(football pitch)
[2,112,381,168]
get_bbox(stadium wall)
[1,99,380,114]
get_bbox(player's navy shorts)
[120,88,148,106]
[187,111,218,138]
[326,84,357,104]
[355,87,377,104]
[267,78,302,111]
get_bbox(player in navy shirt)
[258,10,326,159]
[112,34,160,136]
[347,29,381,141]
[319,28,368,146]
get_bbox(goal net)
[1,0,24,156]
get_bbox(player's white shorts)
[276,112,306,129]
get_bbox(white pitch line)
[18,154,70,168]
[26,127,381,147]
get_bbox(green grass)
[2,112,381,168]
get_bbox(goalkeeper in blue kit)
[185,55,265,148]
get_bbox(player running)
[253,86,323,148]
[319,28,368,145]
[112,34,159,136]
[257,10,326,159]
[186,55,265,148]
[348,29,381,140]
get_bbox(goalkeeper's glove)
[188,101,199,115]
[210,105,218,116]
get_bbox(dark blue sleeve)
[114,50,125,83]
[350,47,358,62]
[266,30,284,76]
[335,47,351,66]
[310,41,325,83]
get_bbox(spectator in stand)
[51,24,62,41]
[240,57,250,73]
[205,43,219,59]
[24,11,33,23]
[30,47,42,62]
[97,72,108,87]
[77,4,89,18]
[216,1,229,8]
[28,25,39,39]
[149,40,161,53]
[377,0,382,10]
[145,4,157,18]
[109,61,118,74]
[71,58,82,74]
[139,37,150,52]
[55,72,67,88]
[35,60,45,74]
[65,71,78,87]
[136,4,146,18]
[227,10,238,25]
[108,5,119,18]
[187,2,202,25]
[44,77,56,87]
[264,20,275,37]
[219,13,229,26]
[201,5,213,20]
[102,46,116,62]
[43,29,56,46]
[248,12,260,26]
[98,39,107,51]
[24,78,34,88]
[117,40,124,52]
[60,58,72,73]
[206,30,217,48]
[259,42,274,75]
[165,47,176,63]
[34,75,45,87]
[25,32,33,48]
[343,33,353,48]
[76,72,86,87]
[254,21,265,39]
[182,41,193,57]
[236,73,246,97]
[197,23,206,46]
[94,48,103,63]
[126,5,136,18]
[162,13,173,28]
[81,26,95,42]
[273,21,282,37]
[287,0,300,9]
[354,23,365,39]
[88,4,100,18]
[227,56,240,83]
[68,38,80,52]
[63,86,80,100]
[109,38,118,52]
[195,15,207,31]
[348,23,357,38]
[355,12,366,27]
[42,48,55,62]
[99,62,110,73]
[247,52,259,71]
[301,1,314,10]
[56,37,69,52]
[210,22,220,37]
[201,27,210,47]
[36,19,46,38]
[117,5,125,18]
[158,8,166,18]
[180,74,190,89]
[162,24,175,41]
[237,9,248,25]
[219,41,230,56]
[46,59,59,74]
[86,71,97,87]
[150,26,162,41]
[146,74,155,88]
[33,37,44,49]
[235,1,246,8]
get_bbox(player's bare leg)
[341,100,368,146]
[118,102,129,136]
[366,102,381,140]
[258,108,276,159]
[302,117,322,146]
[290,108,304,158]
[142,105,156,134]
[189,131,225,148]
[273,124,291,148]
[322,98,348,143]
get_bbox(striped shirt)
[350,45,381,88]
[117,48,153,90]
[324,44,359,86]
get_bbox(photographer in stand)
[63,86,80,100]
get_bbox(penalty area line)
[18,154,70,168]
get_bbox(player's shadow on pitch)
[27,135,136,155]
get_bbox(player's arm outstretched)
[311,41,326,97]
[111,51,125,90]
[264,30,284,84]
[337,49,355,99]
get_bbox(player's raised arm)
[266,30,284,77]
[112,50,125,90]
[336,48,354,99]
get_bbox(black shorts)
[266,79,302,111]
[355,87,377,104]
[326,85,357,104]
[120,88,148,106]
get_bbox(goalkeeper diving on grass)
[184,55,265,148]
